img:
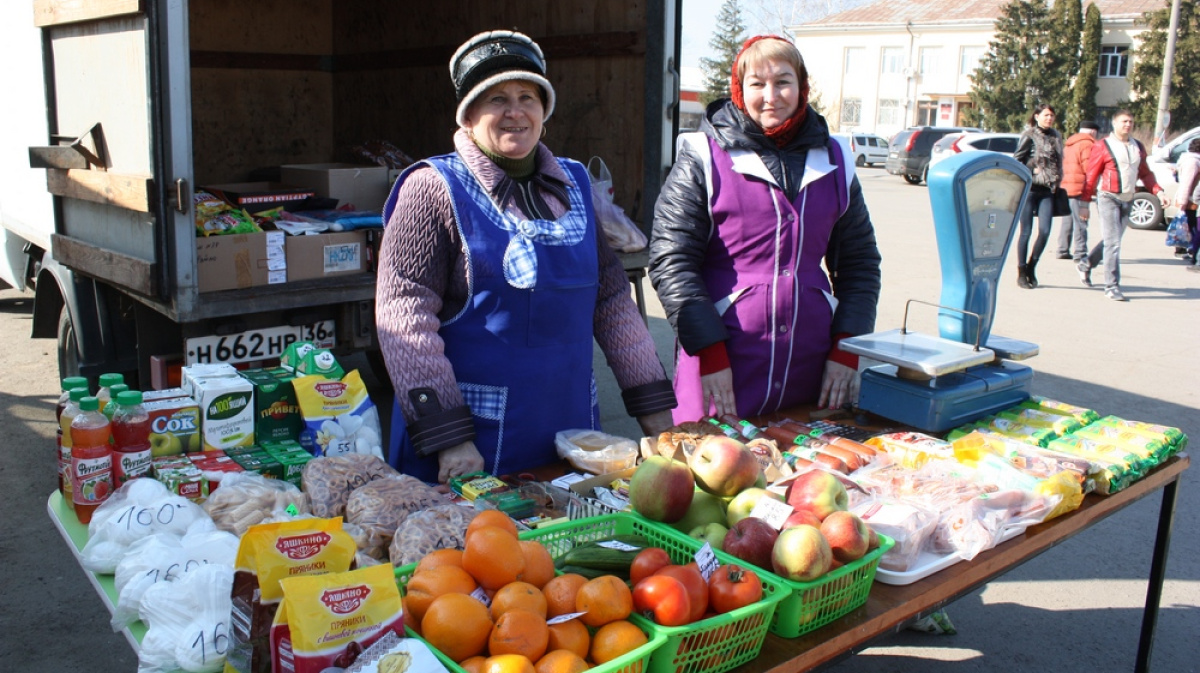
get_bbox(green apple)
[668,489,728,533]
[726,487,784,527]
[689,522,728,551]
[149,432,183,457]
[186,431,202,453]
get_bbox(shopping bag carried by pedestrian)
[1165,213,1192,248]
[587,156,648,253]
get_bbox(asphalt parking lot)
[2,162,1196,672]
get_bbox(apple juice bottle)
[96,372,125,413]
[112,390,152,486]
[71,396,113,524]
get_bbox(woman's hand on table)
[636,410,675,437]
[438,440,485,483]
[701,368,737,417]
[819,360,859,410]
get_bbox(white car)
[833,132,890,167]
[928,132,1021,169]
[1130,125,1200,229]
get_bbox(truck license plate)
[185,321,335,365]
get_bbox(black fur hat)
[450,30,555,127]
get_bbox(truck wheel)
[57,305,82,379]
[904,174,922,185]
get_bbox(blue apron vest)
[382,154,600,481]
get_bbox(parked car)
[886,126,982,184]
[832,132,890,167]
[1129,125,1200,229]
[929,132,1021,169]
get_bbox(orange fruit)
[422,593,493,662]
[543,573,588,618]
[518,540,557,589]
[415,548,465,575]
[483,654,537,673]
[590,620,648,665]
[546,618,590,660]
[491,581,548,620]
[405,565,478,625]
[464,526,526,590]
[575,575,633,628]
[461,656,488,673]
[488,608,550,662]
[467,509,520,540]
[404,602,421,636]
[535,649,589,673]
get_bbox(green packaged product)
[998,407,1081,436]
[1073,422,1169,465]
[1026,396,1100,425]
[1046,436,1140,493]
[980,416,1056,447]
[295,348,345,380]
[1094,416,1186,454]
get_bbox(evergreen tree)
[1071,3,1102,130]
[699,0,747,105]
[1050,0,1084,129]
[1128,0,1200,133]
[964,0,1055,132]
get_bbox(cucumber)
[554,534,650,574]
[557,564,628,581]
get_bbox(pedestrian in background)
[1060,120,1099,264]
[1173,137,1200,270]
[1012,104,1063,289]
[1079,109,1166,301]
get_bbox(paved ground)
[2,164,1197,672]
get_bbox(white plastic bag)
[138,563,234,673]
[555,428,639,474]
[587,156,648,253]
[82,478,208,574]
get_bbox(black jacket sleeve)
[1013,130,1035,167]
[825,176,882,337]
[647,141,730,356]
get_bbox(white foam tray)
[874,524,1025,585]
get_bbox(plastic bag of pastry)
[345,474,444,558]
[852,497,939,572]
[387,504,477,568]
[555,429,639,474]
[302,453,398,519]
[294,370,384,459]
[746,437,793,484]
[202,471,310,537]
[81,478,208,574]
[866,431,955,468]
[652,421,725,462]
[137,563,234,673]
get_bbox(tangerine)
[575,575,633,627]
[467,509,520,540]
[546,618,590,660]
[464,526,526,590]
[422,593,493,662]
[483,654,537,673]
[491,581,548,620]
[543,573,588,618]
[415,548,465,574]
[405,565,478,625]
[518,540,557,588]
[590,620,648,665]
[488,608,550,662]
[535,649,589,673]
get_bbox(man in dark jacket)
[1061,120,1099,263]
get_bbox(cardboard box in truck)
[280,163,391,211]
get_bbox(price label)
[189,621,229,665]
[694,542,719,581]
[750,497,794,530]
[470,586,492,607]
[597,539,641,552]
[546,611,587,625]
[115,502,183,531]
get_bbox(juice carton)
[240,368,303,444]
[260,440,313,486]
[142,387,191,403]
[151,455,209,501]
[144,396,202,456]
[192,373,255,451]
[189,450,245,492]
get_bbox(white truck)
[1,0,681,388]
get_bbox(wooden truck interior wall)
[189,0,649,221]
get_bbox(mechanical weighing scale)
[840,152,1039,432]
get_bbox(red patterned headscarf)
[730,35,809,148]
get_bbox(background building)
[791,0,1162,138]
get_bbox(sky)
[681,0,778,71]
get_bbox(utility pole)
[1154,0,1182,143]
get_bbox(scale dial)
[964,168,1026,260]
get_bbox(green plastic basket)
[394,560,666,673]
[524,512,787,673]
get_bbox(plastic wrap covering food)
[137,563,234,673]
[951,431,1086,519]
[865,431,955,468]
[555,429,639,474]
[1026,396,1100,425]
[1074,421,1172,466]
[930,489,1052,560]
[852,497,939,572]
[82,479,209,574]
[202,472,310,537]
[345,475,445,559]
[387,504,477,568]
[302,453,399,519]
[1094,416,1187,454]
[997,406,1082,436]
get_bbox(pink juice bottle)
[70,396,112,524]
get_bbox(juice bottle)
[96,372,125,413]
[56,377,88,495]
[70,396,113,524]
[112,390,152,485]
[58,386,89,500]
[102,383,129,422]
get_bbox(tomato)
[633,575,692,626]
[654,563,708,622]
[630,547,672,586]
[708,563,763,614]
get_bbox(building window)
[881,47,904,74]
[917,100,937,126]
[841,97,862,127]
[844,47,865,75]
[919,47,943,75]
[877,99,903,126]
[960,46,984,76]
[1099,45,1129,78]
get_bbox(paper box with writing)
[196,231,286,292]
[285,231,368,282]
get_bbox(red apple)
[867,526,880,551]
[820,510,870,564]
[722,516,779,569]
[784,469,849,521]
[772,524,833,582]
[782,508,822,530]
[688,435,764,497]
[630,455,695,523]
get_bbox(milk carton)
[192,373,255,451]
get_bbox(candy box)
[144,395,202,455]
